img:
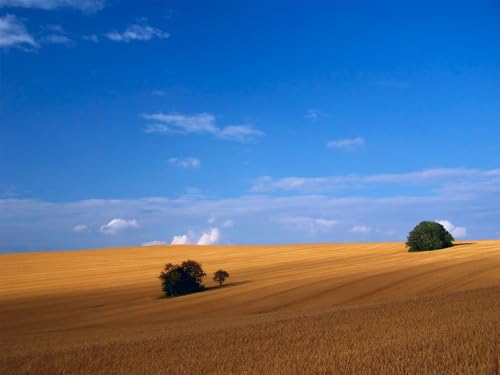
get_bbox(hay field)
[1,241,499,374]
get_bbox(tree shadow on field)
[452,242,476,247]
[409,242,477,253]
[204,280,251,291]
[156,280,251,300]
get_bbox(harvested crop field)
[1,241,499,374]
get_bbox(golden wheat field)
[1,240,499,374]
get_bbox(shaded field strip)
[253,257,493,313]
[340,257,500,305]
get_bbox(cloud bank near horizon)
[1,167,498,252]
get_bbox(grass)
[1,240,499,374]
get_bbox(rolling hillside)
[1,241,499,374]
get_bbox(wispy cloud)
[0,14,37,49]
[143,112,265,143]
[217,125,264,142]
[168,157,201,169]
[105,24,169,42]
[0,0,106,11]
[275,216,337,234]
[72,224,88,232]
[99,218,138,235]
[327,137,365,151]
[251,168,500,194]
[144,113,216,134]
[1,17,74,50]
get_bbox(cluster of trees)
[159,260,229,297]
[406,221,455,252]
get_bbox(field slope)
[1,241,499,374]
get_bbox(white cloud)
[142,240,167,246]
[208,216,216,224]
[144,113,216,133]
[436,220,467,239]
[105,24,169,42]
[171,227,221,245]
[351,225,371,233]
[72,224,88,232]
[142,112,264,143]
[0,0,105,11]
[276,216,337,234]
[99,218,138,235]
[327,137,365,151]
[251,168,500,194]
[171,234,189,245]
[217,125,265,142]
[0,14,37,49]
[197,228,220,245]
[168,157,201,169]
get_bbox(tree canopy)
[213,269,230,287]
[159,260,206,297]
[406,221,454,252]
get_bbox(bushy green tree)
[159,260,206,297]
[406,221,454,252]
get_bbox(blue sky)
[1,1,499,252]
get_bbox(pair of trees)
[159,260,229,297]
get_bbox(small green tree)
[159,260,206,297]
[213,269,230,287]
[406,221,454,252]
